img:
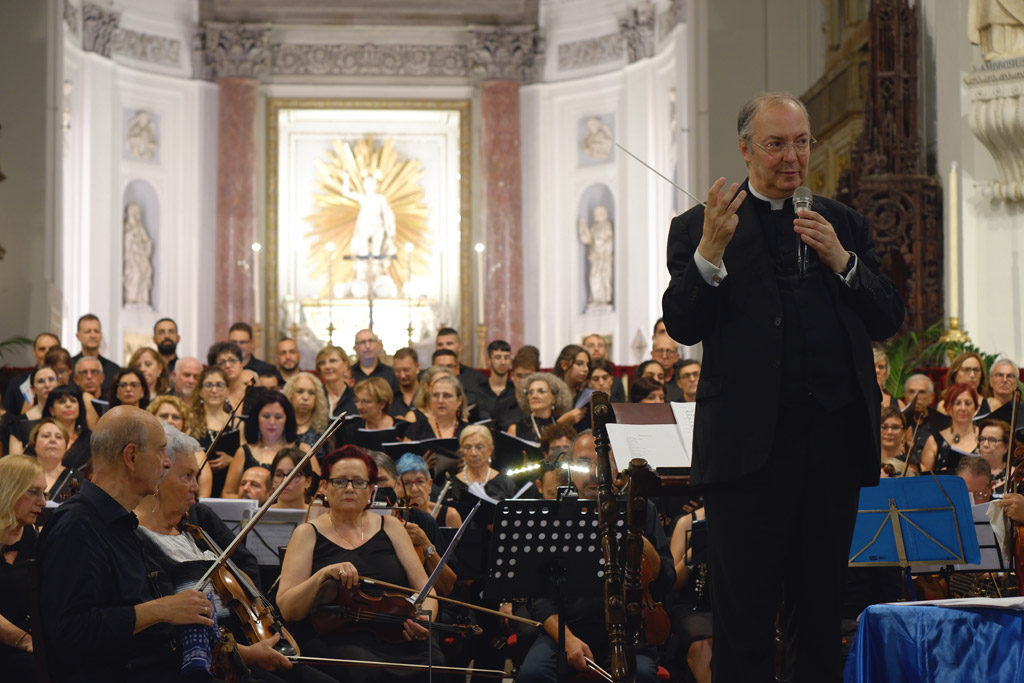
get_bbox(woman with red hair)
[920,383,981,473]
[277,445,442,681]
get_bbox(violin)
[639,536,670,646]
[182,522,301,657]
[311,578,482,642]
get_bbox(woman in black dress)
[42,384,92,470]
[0,455,46,680]
[277,446,442,681]
[507,373,572,440]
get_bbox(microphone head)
[793,186,813,213]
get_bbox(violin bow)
[193,411,347,592]
[287,655,506,678]
[356,576,540,627]
[410,501,480,608]
[197,376,257,479]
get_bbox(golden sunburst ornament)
[305,136,430,295]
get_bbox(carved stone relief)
[124,110,159,162]
[111,28,181,67]
[272,43,466,78]
[194,22,272,81]
[466,26,545,84]
[82,3,120,58]
[965,57,1024,201]
[557,34,624,70]
[619,2,656,63]
[579,114,614,166]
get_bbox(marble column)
[197,22,270,341]
[469,27,544,352]
[479,80,524,350]
[214,77,258,340]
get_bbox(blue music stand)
[849,475,980,569]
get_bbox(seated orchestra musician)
[190,366,241,498]
[879,405,913,477]
[517,430,674,683]
[668,504,711,683]
[37,406,219,682]
[276,445,443,682]
[271,447,316,510]
[135,424,334,682]
[978,418,1011,493]
[396,453,463,528]
[0,455,46,680]
[224,391,312,498]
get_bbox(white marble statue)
[123,202,153,306]
[341,171,397,258]
[126,110,158,160]
[970,0,1024,60]
[578,204,614,308]
[582,117,613,161]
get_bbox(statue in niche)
[123,202,153,306]
[578,204,614,309]
[582,117,613,161]
[126,110,157,160]
[969,0,1024,60]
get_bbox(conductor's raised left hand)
[794,209,849,272]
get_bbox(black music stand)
[482,498,626,679]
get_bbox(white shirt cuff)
[835,252,858,287]
[695,250,727,287]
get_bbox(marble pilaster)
[479,80,524,350]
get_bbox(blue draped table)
[844,603,1024,682]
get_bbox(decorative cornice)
[82,3,120,58]
[657,0,685,43]
[271,43,467,78]
[965,60,1024,201]
[194,22,272,81]
[63,1,81,39]
[466,26,545,84]
[618,3,656,63]
[111,28,181,67]
[557,33,624,71]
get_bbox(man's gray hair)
[91,415,151,466]
[956,455,993,484]
[74,356,103,374]
[904,373,935,393]
[367,449,398,481]
[737,91,811,140]
[992,358,1019,375]
[162,422,200,464]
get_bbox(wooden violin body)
[311,579,482,643]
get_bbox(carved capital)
[965,59,1024,201]
[195,22,271,81]
[619,2,656,63]
[82,3,120,58]
[467,26,545,84]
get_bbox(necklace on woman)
[464,468,491,485]
[530,413,552,440]
[951,426,975,445]
[330,515,365,547]
[432,417,455,438]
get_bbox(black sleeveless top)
[310,516,408,587]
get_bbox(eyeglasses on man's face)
[748,137,816,157]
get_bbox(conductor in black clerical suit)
[661,92,904,682]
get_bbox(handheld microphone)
[793,187,813,278]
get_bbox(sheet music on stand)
[245,508,306,566]
[202,498,259,533]
[604,401,694,470]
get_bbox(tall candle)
[474,243,486,323]
[251,242,262,325]
[948,162,959,320]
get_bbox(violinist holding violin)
[277,445,444,682]
[135,424,330,682]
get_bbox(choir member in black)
[921,383,981,473]
[6,364,59,451]
[38,406,217,682]
[0,455,45,680]
[108,367,150,410]
[2,331,59,417]
[391,348,421,419]
[277,446,443,682]
[452,425,517,501]
[582,334,626,402]
[149,395,215,498]
[224,391,309,497]
[283,372,329,450]
[130,346,171,403]
[315,345,357,419]
[404,374,468,443]
[873,346,905,411]
[937,352,988,415]
[42,383,92,469]
[551,344,592,428]
[879,405,912,476]
[352,377,397,432]
[904,373,937,466]
[25,418,82,502]
[190,366,240,498]
[271,447,316,510]
[478,340,520,431]
[507,373,572,440]
[587,358,616,398]
[986,359,1019,413]
[517,431,674,682]
[208,341,249,413]
[629,376,666,403]
[978,418,1011,493]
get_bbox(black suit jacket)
[661,182,904,488]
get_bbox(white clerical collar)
[747,182,789,211]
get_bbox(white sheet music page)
[669,402,696,463]
[606,423,689,470]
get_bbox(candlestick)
[948,161,959,320]
[251,242,262,325]
[474,242,486,324]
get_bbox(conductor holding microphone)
[661,92,904,681]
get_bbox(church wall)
[0,0,61,365]
[57,1,218,364]
[923,0,1024,363]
